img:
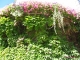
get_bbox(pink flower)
[33,4,38,9]
[66,9,72,15]
[28,8,34,13]
[23,6,27,12]
[71,9,77,17]
[19,2,28,12]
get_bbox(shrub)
[0,1,80,60]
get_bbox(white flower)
[77,12,80,19]
[11,10,23,17]
[0,11,3,15]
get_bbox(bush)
[0,1,80,60]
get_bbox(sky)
[0,0,14,8]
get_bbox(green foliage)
[0,46,27,60]
[23,16,46,31]
[0,17,18,47]
[0,14,53,47]
[0,36,80,60]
